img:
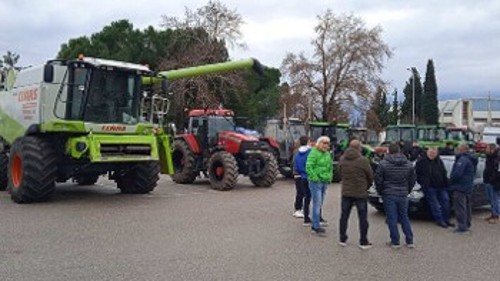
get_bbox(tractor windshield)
[209,116,235,137]
[67,65,141,124]
[385,128,399,142]
[400,129,414,142]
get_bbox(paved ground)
[0,175,499,281]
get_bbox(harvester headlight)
[76,142,87,152]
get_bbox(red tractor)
[171,109,278,190]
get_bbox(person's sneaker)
[406,243,415,249]
[320,218,328,226]
[437,221,448,228]
[358,242,373,250]
[292,210,304,218]
[311,227,326,234]
[303,218,312,226]
[386,241,401,249]
[446,221,456,227]
[484,215,494,221]
[453,228,470,234]
[487,217,499,224]
[338,240,347,247]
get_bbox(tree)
[281,11,392,123]
[400,67,423,124]
[421,59,439,124]
[161,0,246,49]
[388,89,400,125]
[2,51,20,68]
[366,86,390,133]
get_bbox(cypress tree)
[422,59,439,124]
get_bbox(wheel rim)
[215,166,224,177]
[11,154,23,188]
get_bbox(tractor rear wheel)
[0,151,8,191]
[208,151,238,191]
[116,161,160,194]
[250,152,278,187]
[8,137,58,203]
[171,140,197,184]
[74,175,99,186]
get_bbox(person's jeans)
[294,177,305,211]
[423,187,451,223]
[485,184,500,216]
[309,181,328,229]
[382,195,413,245]
[452,191,472,231]
[339,197,369,244]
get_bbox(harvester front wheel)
[0,151,8,191]
[8,137,57,203]
[250,152,278,187]
[171,140,197,184]
[208,151,238,191]
[116,161,160,194]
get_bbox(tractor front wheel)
[208,151,238,191]
[8,137,58,203]
[250,152,278,187]
[171,140,197,184]
[116,161,160,194]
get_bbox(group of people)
[292,135,500,250]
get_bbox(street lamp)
[407,67,415,125]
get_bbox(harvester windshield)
[66,64,142,125]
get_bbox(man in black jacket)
[375,143,416,249]
[416,147,453,228]
[483,143,500,224]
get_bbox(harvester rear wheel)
[0,151,8,191]
[8,137,57,203]
[250,152,278,187]
[116,161,160,194]
[208,151,238,191]
[171,140,197,184]
[74,175,99,186]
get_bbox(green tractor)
[416,125,447,149]
[0,55,262,203]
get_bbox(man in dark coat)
[449,144,478,233]
[482,143,500,224]
[375,143,416,248]
[416,147,453,228]
[338,140,374,249]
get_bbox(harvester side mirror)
[161,79,169,94]
[43,64,54,83]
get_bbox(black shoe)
[437,221,448,228]
[303,218,312,226]
[446,221,455,227]
[311,227,326,234]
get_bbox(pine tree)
[401,68,423,124]
[389,89,399,125]
[422,59,439,124]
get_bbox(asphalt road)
[1,175,499,281]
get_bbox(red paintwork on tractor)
[176,134,202,154]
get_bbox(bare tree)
[161,0,246,49]
[281,11,392,122]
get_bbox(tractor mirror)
[43,64,54,83]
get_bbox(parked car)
[368,155,490,216]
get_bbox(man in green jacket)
[338,139,374,249]
[306,136,333,234]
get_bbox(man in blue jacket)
[449,144,478,233]
[293,136,314,224]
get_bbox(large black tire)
[208,151,238,191]
[250,152,278,187]
[0,151,8,191]
[74,175,99,186]
[171,140,197,184]
[116,161,160,194]
[8,137,57,203]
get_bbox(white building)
[438,97,500,132]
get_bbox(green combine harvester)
[0,55,262,203]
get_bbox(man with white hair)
[306,136,333,235]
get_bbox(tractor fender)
[175,134,202,155]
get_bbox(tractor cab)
[384,124,416,144]
[416,125,446,149]
[187,109,236,151]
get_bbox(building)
[438,97,500,132]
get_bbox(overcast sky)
[1,0,499,99]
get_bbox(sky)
[1,0,500,100]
